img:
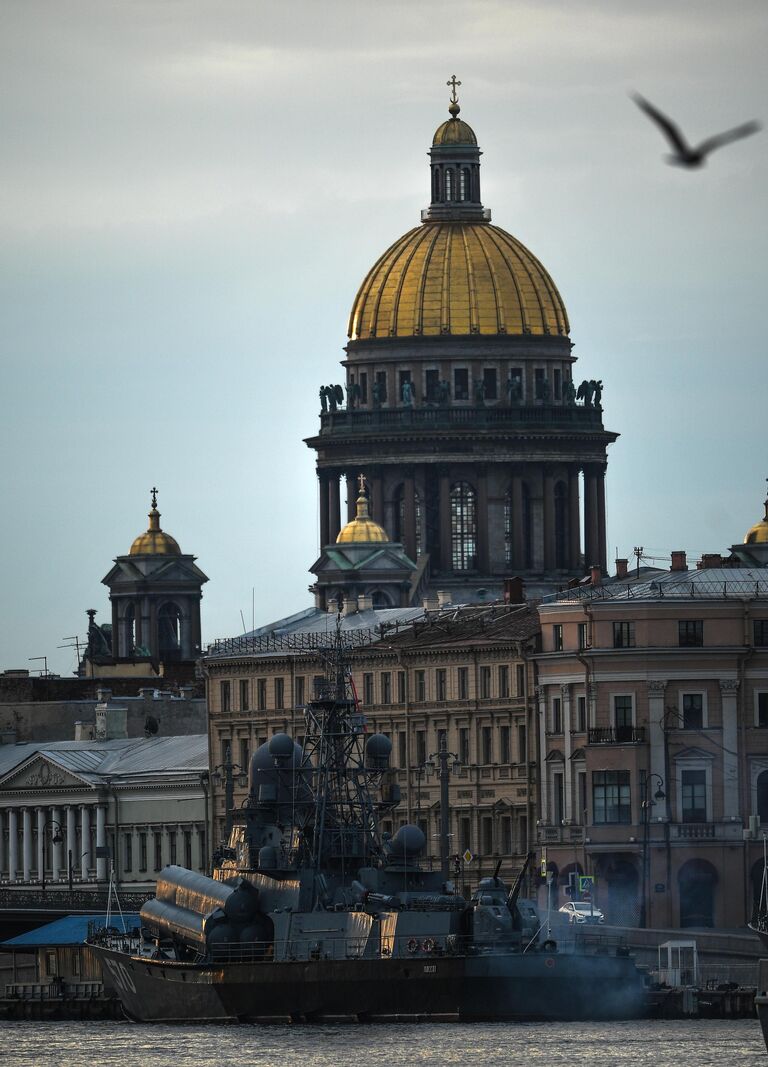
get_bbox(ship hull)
[93,945,647,1023]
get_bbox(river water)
[0,1019,763,1065]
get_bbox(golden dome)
[129,490,181,556]
[348,222,569,340]
[744,497,768,544]
[433,117,477,146]
[336,481,389,544]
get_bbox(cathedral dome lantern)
[130,488,182,556]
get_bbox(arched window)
[459,168,468,201]
[395,486,422,557]
[444,168,453,201]
[504,488,513,565]
[371,589,394,608]
[158,602,182,659]
[124,603,136,656]
[450,482,477,571]
[554,481,568,569]
[433,169,441,202]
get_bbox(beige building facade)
[535,558,768,929]
[204,603,539,887]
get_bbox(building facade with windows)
[535,554,768,929]
[204,602,539,887]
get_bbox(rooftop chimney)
[670,551,688,572]
[503,577,525,604]
[615,559,628,580]
[590,565,602,586]
[357,593,373,612]
[699,553,723,570]
[437,590,452,608]
[423,594,439,611]
[342,594,357,616]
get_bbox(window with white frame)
[675,758,712,823]
[756,692,768,728]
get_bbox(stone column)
[96,805,108,881]
[568,466,581,571]
[22,808,32,883]
[36,806,45,882]
[111,600,120,656]
[584,466,600,569]
[646,681,668,820]
[543,467,555,572]
[537,688,549,823]
[370,468,384,527]
[596,465,607,573]
[512,472,524,570]
[476,466,490,573]
[439,468,452,571]
[587,682,598,731]
[319,472,330,547]
[720,680,740,819]
[403,468,417,560]
[345,472,357,522]
[328,472,341,542]
[80,806,91,880]
[562,685,573,822]
[8,809,18,880]
[180,605,194,659]
[66,805,77,882]
[50,807,62,881]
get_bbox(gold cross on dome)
[447,75,461,104]
[358,473,367,495]
[150,486,159,508]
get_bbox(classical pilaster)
[22,808,32,883]
[403,468,417,561]
[720,679,740,819]
[80,805,91,879]
[647,681,668,820]
[596,465,607,573]
[584,466,600,569]
[587,682,598,730]
[537,687,549,823]
[477,466,490,573]
[370,468,384,527]
[96,805,108,881]
[439,468,452,571]
[561,684,573,822]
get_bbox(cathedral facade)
[306,86,617,606]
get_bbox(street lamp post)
[211,745,248,841]
[640,773,665,929]
[424,734,461,880]
[40,819,64,892]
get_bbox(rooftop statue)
[506,376,523,404]
[401,379,414,407]
[564,378,577,406]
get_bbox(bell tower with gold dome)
[306,82,618,600]
[101,489,208,663]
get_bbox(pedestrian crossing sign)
[579,875,596,892]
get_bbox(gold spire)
[336,474,389,544]
[129,488,181,556]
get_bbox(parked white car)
[559,901,605,924]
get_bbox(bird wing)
[631,93,690,155]
[696,121,762,157]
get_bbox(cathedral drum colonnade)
[307,82,616,597]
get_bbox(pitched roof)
[3,913,141,948]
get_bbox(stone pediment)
[102,555,207,587]
[673,746,715,762]
[0,755,95,792]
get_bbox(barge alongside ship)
[91,636,647,1023]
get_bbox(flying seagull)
[631,93,761,167]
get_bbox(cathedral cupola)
[422,76,489,223]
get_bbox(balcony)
[315,403,605,439]
[537,823,586,845]
[588,726,645,745]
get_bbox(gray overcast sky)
[1,1,766,675]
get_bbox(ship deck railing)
[96,928,632,964]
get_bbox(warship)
[90,635,647,1023]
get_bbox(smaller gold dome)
[432,116,477,146]
[336,480,389,544]
[130,490,181,556]
[744,497,768,545]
